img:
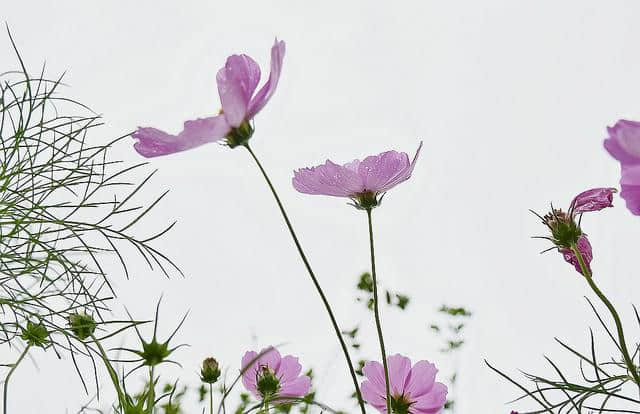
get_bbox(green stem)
[209,383,213,414]
[3,345,30,414]
[571,243,640,387]
[366,208,392,414]
[243,144,365,414]
[147,366,155,414]
[90,334,125,408]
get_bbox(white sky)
[3,1,640,413]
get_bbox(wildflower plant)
[488,127,640,412]
[0,29,179,414]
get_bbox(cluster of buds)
[537,188,616,275]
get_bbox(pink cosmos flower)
[361,354,447,414]
[132,39,286,157]
[604,120,640,215]
[292,143,422,209]
[241,347,311,402]
[540,188,615,276]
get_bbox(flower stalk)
[366,208,392,414]
[209,383,214,414]
[146,366,155,414]
[3,345,30,414]
[90,334,126,408]
[243,143,366,414]
[571,242,640,387]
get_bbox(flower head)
[537,187,615,275]
[133,39,286,157]
[241,347,311,402]
[604,120,640,215]
[292,143,422,209]
[361,354,447,414]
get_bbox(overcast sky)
[3,1,640,413]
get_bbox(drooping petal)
[376,142,423,192]
[569,188,616,215]
[604,120,640,162]
[410,382,448,414]
[132,115,231,158]
[292,160,364,197]
[276,355,302,383]
[357,151,411,193]
[217,54,261,127]
[386,354,412,396]
[279,375,311,398]
[361,380,388,413]
[362,360,387,396]
[247,39,286,119]
[559,235,593,276]
[241,351,260,398]
[404,360,438,399]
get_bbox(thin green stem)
[3,345,30,414]
[243,144,365,414]
[571,243,640,388]
[366,208,391,414]
[90,334,125,408]
[209,383,214,414]
[147,366,155,414]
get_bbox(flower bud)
[256,365,281,397]
[21,320,49,347]
[68,312,97,340]
[200,357,221,384]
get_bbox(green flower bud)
[200,357,221,384]
[256,366,280,398]
[139,338,172,366]
[68,312,97,340]
[21,320,49,347]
